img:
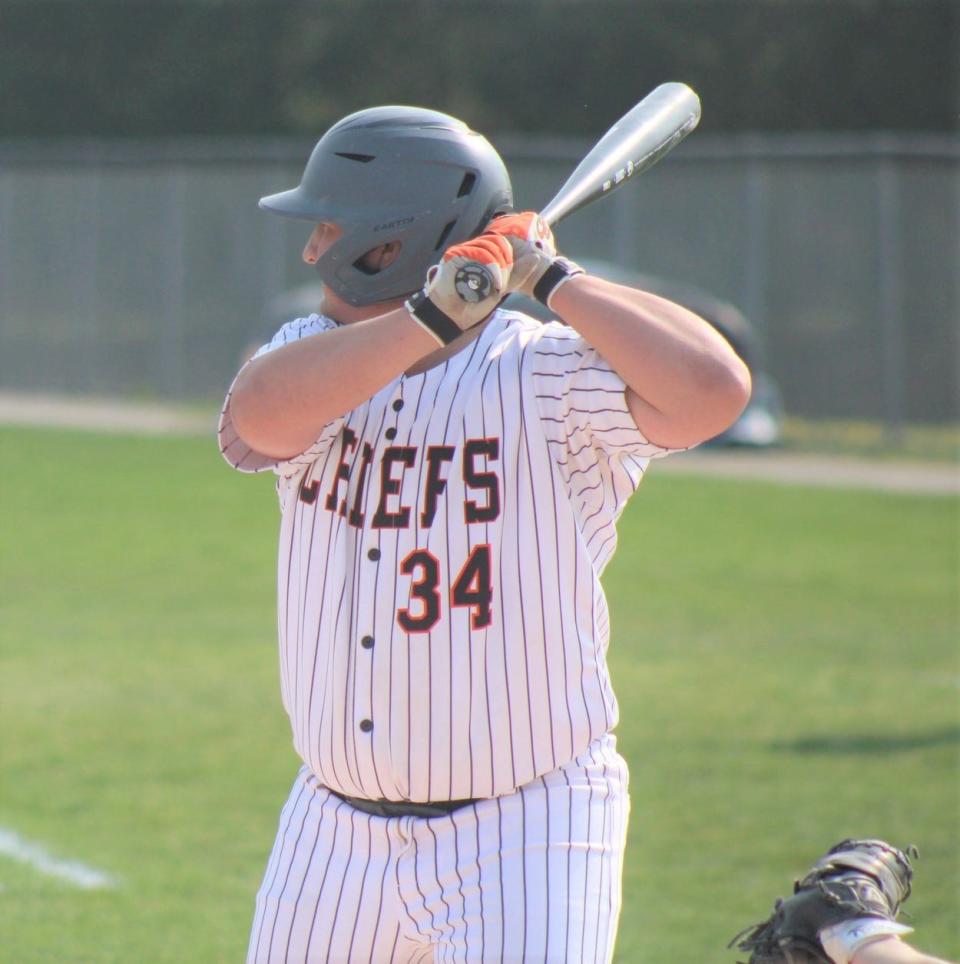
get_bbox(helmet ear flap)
[353,241,402,275]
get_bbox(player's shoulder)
[489,309,589,378]
[491,307,581,349]
[270,312,339,344]
[252,313,339,359]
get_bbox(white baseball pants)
[246,734,630,963]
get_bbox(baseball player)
[219,105,750,963]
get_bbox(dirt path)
[0,392,215,435]
[656,448,957,495]
[1,392,956,496]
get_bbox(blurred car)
[261,263,782,447]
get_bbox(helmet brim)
[259,187,336,222]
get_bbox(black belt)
[326,788,479,819]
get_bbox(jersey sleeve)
[531,321,684,463]
[217,314,348,476]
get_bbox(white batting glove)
[486,211,585,308]
[406,233,513,345]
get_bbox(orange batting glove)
[487,211,584,308]
[406,233,513,346]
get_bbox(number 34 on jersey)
[299,428,502,635]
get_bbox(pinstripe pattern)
[248,735,628,963]
[221,307,675,961]
[219,310,675,801]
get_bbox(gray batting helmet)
[259,106,514,306]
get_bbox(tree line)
[2,0,956,138]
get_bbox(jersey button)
[392,399,404,412]
[367,548,381,561]
[361,635,374,649]
[384,427,397,440]
[359,719,373,733]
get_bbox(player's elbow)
[676,352,752,447]
[228,362,297,459]
[229,366,268,450]
[708,351,752,431]
[632,355,751,450]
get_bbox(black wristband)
[532,257,584,307]
[405,290,463,346]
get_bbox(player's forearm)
[549,274,751,448]
[851,938,954,964]
[230,308,437,459]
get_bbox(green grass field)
[1,426,957,963]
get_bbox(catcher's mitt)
[729,839,917,963]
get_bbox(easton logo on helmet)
[374,217,415,232]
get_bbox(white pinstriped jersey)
[219,308,672,802]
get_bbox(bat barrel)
[539,82,701,227]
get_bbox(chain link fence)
[0,133,956,427]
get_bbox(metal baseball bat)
[452,83,700,303]
[539,81,701,226]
